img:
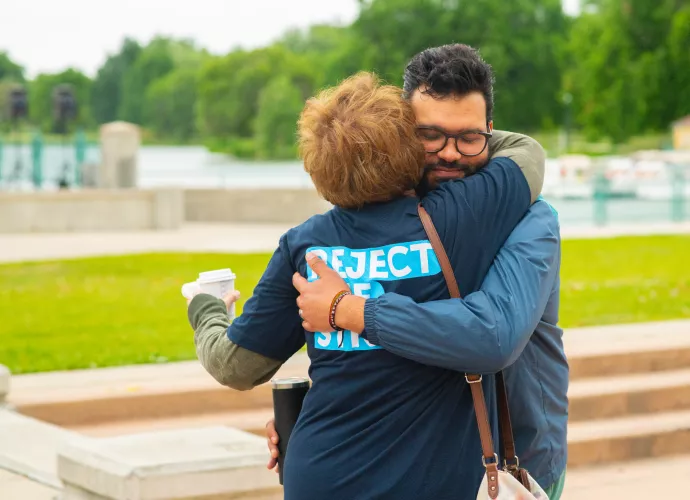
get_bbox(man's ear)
[488,120,494,133]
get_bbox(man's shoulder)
[535,196,559,217]
[506,199,560,244]
[527,198,559,225]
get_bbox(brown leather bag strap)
[466,376,500,498]
[496,371,518,468]
[417,204,460,298]
[418,203,519,496]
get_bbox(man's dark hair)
[403,44,495,122]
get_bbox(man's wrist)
[334,294,366,334]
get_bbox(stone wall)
[0,189,183,233]
[184,188,331,224]
[0,188,330,233]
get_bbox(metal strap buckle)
[482,453,499,468]
[465,374,483,384]
[503,456,520,471]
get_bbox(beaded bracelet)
[329,289,352,331]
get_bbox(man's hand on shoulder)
[293,253,366,334]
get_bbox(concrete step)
[569,368,690,421]
[72,408,276,439]
[0,409,87,490]
[567,409,690,468]
[68,366,690,435]
[8,321,690,429]
[9,354,308,427]
[75,406,690,470]
[57,426,282,500]
[9,321,690,427]
[75,372,690,436]
[564,320,690,379]
[563,454,690,500]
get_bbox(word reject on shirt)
[306,240,441,351]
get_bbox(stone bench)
[57,426,281,500]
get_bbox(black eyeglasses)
[415,126,492,156]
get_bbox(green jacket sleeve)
[188,294,282,391]
[489,130,545,203]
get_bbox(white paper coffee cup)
[182,268,237,319]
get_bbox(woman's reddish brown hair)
[298,72,424,209]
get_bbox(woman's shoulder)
[279,209,340,263]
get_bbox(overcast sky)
[0,0,581,78]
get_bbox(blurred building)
[673,115,690,150]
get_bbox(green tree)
[0,51,25,82]
[254,76,304,159]
[166,38,210,69]
[567,0,690,142]
[665,4,690,122]
[28,69,93,132]
[197,50,261,142]
[351,0,568,130]
[567,5,642,142]
[352,0,449,85]
[139,39,208,141]
[91,38,141,124]
[118,38,175,125]
[276,24,366,87]
[144,67,199,142]
[197,45,317,156]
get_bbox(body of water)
[0,144,687,227]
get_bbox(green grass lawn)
[1,235,689,374]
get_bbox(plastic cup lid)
[198,269,236,283]
[272,377,310,389]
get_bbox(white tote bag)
[476,469,548,500]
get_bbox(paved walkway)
[1,221,690,263]
[3,454,690,499]
[0,469,57,500]
[0,222,293,263]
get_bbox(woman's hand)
[222,290,241,312]
[265,418,280,473]
[292,253,350,332]
[185,286,241,312]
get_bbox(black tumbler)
[272,377,310,485]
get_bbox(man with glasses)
[268,44,568,498]
[417,126,493,154]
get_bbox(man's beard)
[414,160,479,198]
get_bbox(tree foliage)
[91,38,142,125]
[255,76,304,159]
[3,0,689,153]
[568,0,690,142]
[196,45,317,156]
[118,38,176,125]
[144,67,199,142]
[0,52,25,83]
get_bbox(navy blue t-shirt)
[228,157,531,500]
